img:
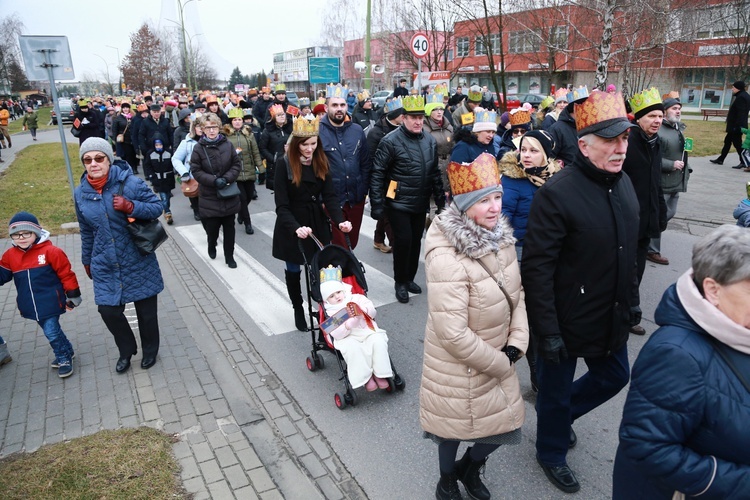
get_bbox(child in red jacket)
[0,212,82,377]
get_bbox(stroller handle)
[297,231,353,266]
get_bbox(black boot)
[455,447,490,500]
[436,472,463,500]
[285,271,307,331]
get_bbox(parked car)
[516,93,547,108]
[51,99,75,125]
[371,90,393,110]
[491,93,521,111]
[285,91,300,108]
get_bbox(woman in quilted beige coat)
[420,153,529,500]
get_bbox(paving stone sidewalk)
[0,233,365,499]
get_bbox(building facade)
[272,46,341,95]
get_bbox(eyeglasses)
[511,129,525,136]
[82,154,108,165]
[204,125,219,130]
[10,231,34,240]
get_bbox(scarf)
[87,173,108,193]
[525,159,561,187]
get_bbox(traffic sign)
[410,33,430,59]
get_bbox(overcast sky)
[10,0,343,83]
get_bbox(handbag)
[116,119,130,143]
[118,182,169,255]
[71,125,81,138]
[201,145,239,199]
[180,177,199,198]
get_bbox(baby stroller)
[299,235,405,409]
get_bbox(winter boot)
[285,270,307,332]
[0,342,12,367]
[165,212,173,225]
[455,447,490,500]
[436,472,463,500]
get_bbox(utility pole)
[364,0,372,93]
[177,0,199,91]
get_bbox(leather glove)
[214,177,228,189]
[660,218,668,232]
[630,306,642,327]
[371,209,383,221]
[181,173,191,181]
[66,289,82,309]
[539,335,568,364]
[502,345,521,364]
[84,265,92,280]
[113,195,134,214]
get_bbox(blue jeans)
[0,334,4,344]
[535,344,629,466]
[37,316,74,361]
[158,191,172,214]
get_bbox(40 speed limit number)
[410,33,430,59]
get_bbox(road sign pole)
[417,60,422,94]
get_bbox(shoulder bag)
[202,145,240,199]
[116,119,130,143]
[475,257,514,324]
[70,124,81,138]
[118,181,169,255]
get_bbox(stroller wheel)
[314,353,325,369]
[346,388,358,407]
[334,392,347,409]
[394,374,406,391]
[305,356,317,372]
[386,378,396,393]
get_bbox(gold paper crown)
[274,84,286,92]
[629,87,662,115]
[326,84,348,99]
[293,116,320,137]
[320,265,342,284]
[574,91,629,134]
[662,91,679,100]
[261,86,271,93]
[554,88,569,103]
[403,95,425,113]
[474,108,497,124]
[468,85,482,102]
[509,109,531,126]
[426,93,443,105]
[357,89,370,102]
[446,153,500,196]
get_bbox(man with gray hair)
[522,90,640,494]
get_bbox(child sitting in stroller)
[320,266,394,391]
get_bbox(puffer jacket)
[351,104,377,131]
[74,161,164,306]
[0,231,80,321]
[613,272,750,499]
[420,205,528,440]
[319,115,371,206]
[223,124,262,182]
[658,120,690,194]
[548,108,578,167]
[190,135,241,218]
[369,124,445,217]
[623,127,667,239]
[449,132,497,165]
[734,199,750,227]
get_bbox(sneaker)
[373,241,392,253]
[51,352,76,368]
[165,212,173,225]
[58,359,74,378]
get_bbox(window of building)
[508,31,541,53]
[475,37,487,56]
[456,37,469,58]
[550,26,568,50]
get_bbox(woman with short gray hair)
[613,224,750,499]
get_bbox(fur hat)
[8,211,42,239]
[79,137,114,165]
[313,103,326,115]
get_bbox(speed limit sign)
[410,33,430,59]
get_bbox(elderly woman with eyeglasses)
[74,137,165,374]
[613,225,750,499]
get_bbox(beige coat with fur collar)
[420,205,529,440]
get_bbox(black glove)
[371,209,383,221]
[630,306,642,327]
[660,218,668,232]
[65,288,82,309]
[538,335,568,364]
[214,177,228,189]
[502,345,521,364]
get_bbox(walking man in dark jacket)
[139,104,173,155]
[521,91,640,494]
[319,85,371,249]
[370,95,445,303]
[710,80,750,168]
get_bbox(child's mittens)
[66,289,82,310]
[344,316,361,331]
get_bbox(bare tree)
[0,14,28,92]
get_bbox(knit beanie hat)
[79,137,114,165]
[733,81,746,91]
[8,211,42,238]
[424,102,445,117]
[519,130,555,164]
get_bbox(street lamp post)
[106,45,122,95]
[177,0,200,91]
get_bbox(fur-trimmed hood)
[222,123,253,138]
[497,149,562,186]
[429,203,515,259]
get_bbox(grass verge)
[0,427,188,499]
[8,107,56,135]
[0,142,83,237]
[678,118,726,157]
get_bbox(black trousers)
[120,142,138,173]
[386,207,425,284]
[718,130,743,162]
[202,214,236,259]
[98,294,160,358]
[636,236,649,285]
[237,180,255,224]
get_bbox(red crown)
[446,153,500,196]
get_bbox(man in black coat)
[138,104,173,155]
[549,87,590,166]
[710,80,750,168]
[623,89,668,335]
[393,79,409,98]
[521,91,640,494]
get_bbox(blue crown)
[474,109,497,124]
[426,93,443,105]
[320,265,343,284]
[384,97,404,113]
[567,85,589,104]
[326,84,348,99]
[299,97,311,107]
